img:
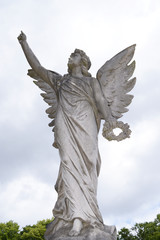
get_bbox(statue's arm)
[17,31,50,85]
[92,78,116,128]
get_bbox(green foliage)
[20,219,52,240]
[117,214,160,240]
[0,219,53,240]
[0,220,20,240]
[117,227,135,240]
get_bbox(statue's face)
[68,52,81,67]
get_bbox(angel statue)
[18,31,136,240]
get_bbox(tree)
[132,214,160,240]
[0,220,20,240]
[117,227,136,240]
[20,219,53,240]
[117,214,160,240]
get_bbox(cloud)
[0,175,57,227]
[98,115,160,227]
[0,0,160,231]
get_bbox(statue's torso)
[57,75,95,115]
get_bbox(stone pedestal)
[45,224,117,240]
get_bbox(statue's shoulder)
[84,76,95,83]
[61,74,70,81]
[88,76,98,87]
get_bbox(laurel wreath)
[102,121,131,142]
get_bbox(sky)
[0,0,160,232]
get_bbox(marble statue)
[18,31,136,240]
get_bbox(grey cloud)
[1,0,160,230]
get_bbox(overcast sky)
[0,0,160,231]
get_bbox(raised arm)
[17,31,50,85]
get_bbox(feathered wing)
[96,44,136,119]
[27,69,62,132]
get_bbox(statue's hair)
[68,49,92,77]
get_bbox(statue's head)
[68,49,91,77]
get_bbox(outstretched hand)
[17,31,27,43]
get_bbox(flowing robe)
[51,74,103,231]
[28,68,117,239]
[28,69,105,235]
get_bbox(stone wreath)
[102,121,132,142]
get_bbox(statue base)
[44,224,117,240]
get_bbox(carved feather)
[96,45,136,119]
[28,69,61,127]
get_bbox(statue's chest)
[61,76,91,92]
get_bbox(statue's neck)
[71,66,83,78]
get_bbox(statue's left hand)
[105,116,117,130]
[17,31,27,43]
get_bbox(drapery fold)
[51,75,103,232]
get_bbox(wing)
[96,44,136,119]
[27,69,62,130]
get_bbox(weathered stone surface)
[45,225,117,240]
[18,31,136,240]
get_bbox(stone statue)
[18,31,136,240]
